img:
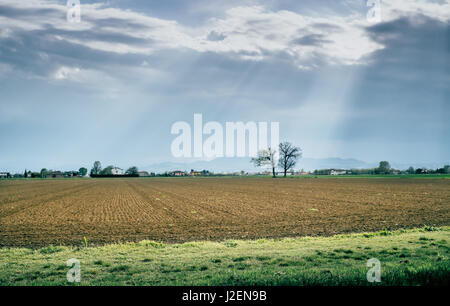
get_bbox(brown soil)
[0,177,448,248]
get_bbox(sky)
[0,0,449,172]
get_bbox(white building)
[276,171,294,176]
[330,169,347,175]
[111,167,124,175]
[138,171,150,177]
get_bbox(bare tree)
[278,142,302,177]
[251,147,277,178]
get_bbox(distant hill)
[299,158,375,171]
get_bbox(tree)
[40,168,48,178]
[278,142,302,177]
[24,169,28,178]
[251,147,277,178]
[90,161,102,175]
[100,165,114,175]
[407,166,415,174]
[377,161,391,174]
[125,166,138,175]
[444,165,450,174]
[78,167,88,177]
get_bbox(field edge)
[0,226,448,286]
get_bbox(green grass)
[0,227,448,286]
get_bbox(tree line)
[90,161,139,176]
[313,162,450,175]
[2,148,449,179]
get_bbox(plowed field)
[0,177,449,247]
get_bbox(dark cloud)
[311,22,343,32]
[0,10,158,79]
[85,17,154,31]
[245,18,272,26]
[207,31,226,41]
[48,27,154,46]
[0,2,158,78]
[0,5,61,18]
[334,14,450,160]
[0,27,150,78]
[367,14,449,49]
[363,14,449,88]
[291,34,332,46]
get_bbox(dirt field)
[0,177,449,248]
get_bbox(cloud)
[364,14,450,87]
[206,30,226,41]
[53,66,80,80]
[291,34,332,46]
[379,0,450,23]
[1,0,448,79]
[0,1,369,76]
[193,6,383,66]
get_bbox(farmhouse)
[276,171,294,176]
[111,167,124,175]
[172,170,185,176]
[64,171,78,177]
[295,171,310,176]
[330,169,347,175]
[190,170,202,176]
[0,172,10,178]
[138,171,149,177]
[47,171,64,178]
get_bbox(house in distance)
[111,167,124,175]
[138,171,150,177]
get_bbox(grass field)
[0,227,448,286]
[0,177,449,248]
